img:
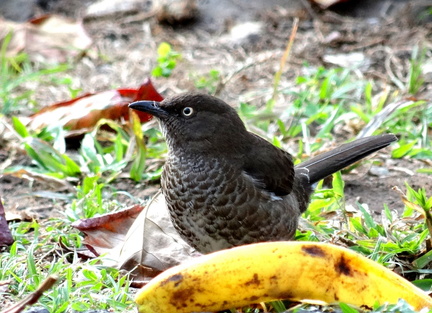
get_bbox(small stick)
[271,17,299,105]
[1,276,58,313]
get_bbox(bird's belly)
[161,158,299,253]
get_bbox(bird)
[129,93,397,253]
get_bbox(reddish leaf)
[70,204,163,281]
[72,205,145,254]
[117,78,164,121]
[0,199,14,246]
[28,78,162,133]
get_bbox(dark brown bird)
[129,93,397,253]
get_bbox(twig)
[384,54,404,90]
[271,18,299,104]
[120,11,156,25]
[345,38,385,52]
[1,276,58,313]
[214,52,275,97]
[299,0,320,20]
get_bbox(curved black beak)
[129,100,167,118]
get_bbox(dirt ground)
[1,0,432,222]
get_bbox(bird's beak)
[129,100,168,118]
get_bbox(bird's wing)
[242,133,295,196]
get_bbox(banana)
[135,241,432,313]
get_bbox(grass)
[0,38,431,313]
[0,32,70,116]
[1,220,134,313]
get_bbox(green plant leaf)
[413,249,432,269]
[392,140,417,158]
[332,171,344,196]
[130,110,146,181]
[11,116,29,137]
[339,302,360,313]
[157,42,171,57]
[411,279,432,291]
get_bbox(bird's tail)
[295,134,397,186]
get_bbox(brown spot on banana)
[248,295,260,302]
[301,244,327,257]
[244,273,260,286]
[161,273,183,287]
[335,255,352,276]
[171,288,194,309]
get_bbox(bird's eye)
[182,107,194,116]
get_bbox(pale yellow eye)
[182,107,194,116]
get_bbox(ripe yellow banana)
[135,241,432,313]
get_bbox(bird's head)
[129,92,249,154]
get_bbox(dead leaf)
[311,0,351,9]
[323,52,370,69]
[4,168,75,189]
[0,198,14,246]
[72,204,145,262]
[71,191,198,280]
[357,100,414,138]
[153,0,199,24]
[0,15,92,63]
[85,0,147,19]
[118,192,197,274]
[27,79,162,134]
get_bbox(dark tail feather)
[295,134,397,186]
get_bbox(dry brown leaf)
[118,192,197,274]
[4,168,74,189]
[0,15,92,63]
[0,198,14,246]
[72,205,145,261]
[71,192,197,280]
[311,0,351,9]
